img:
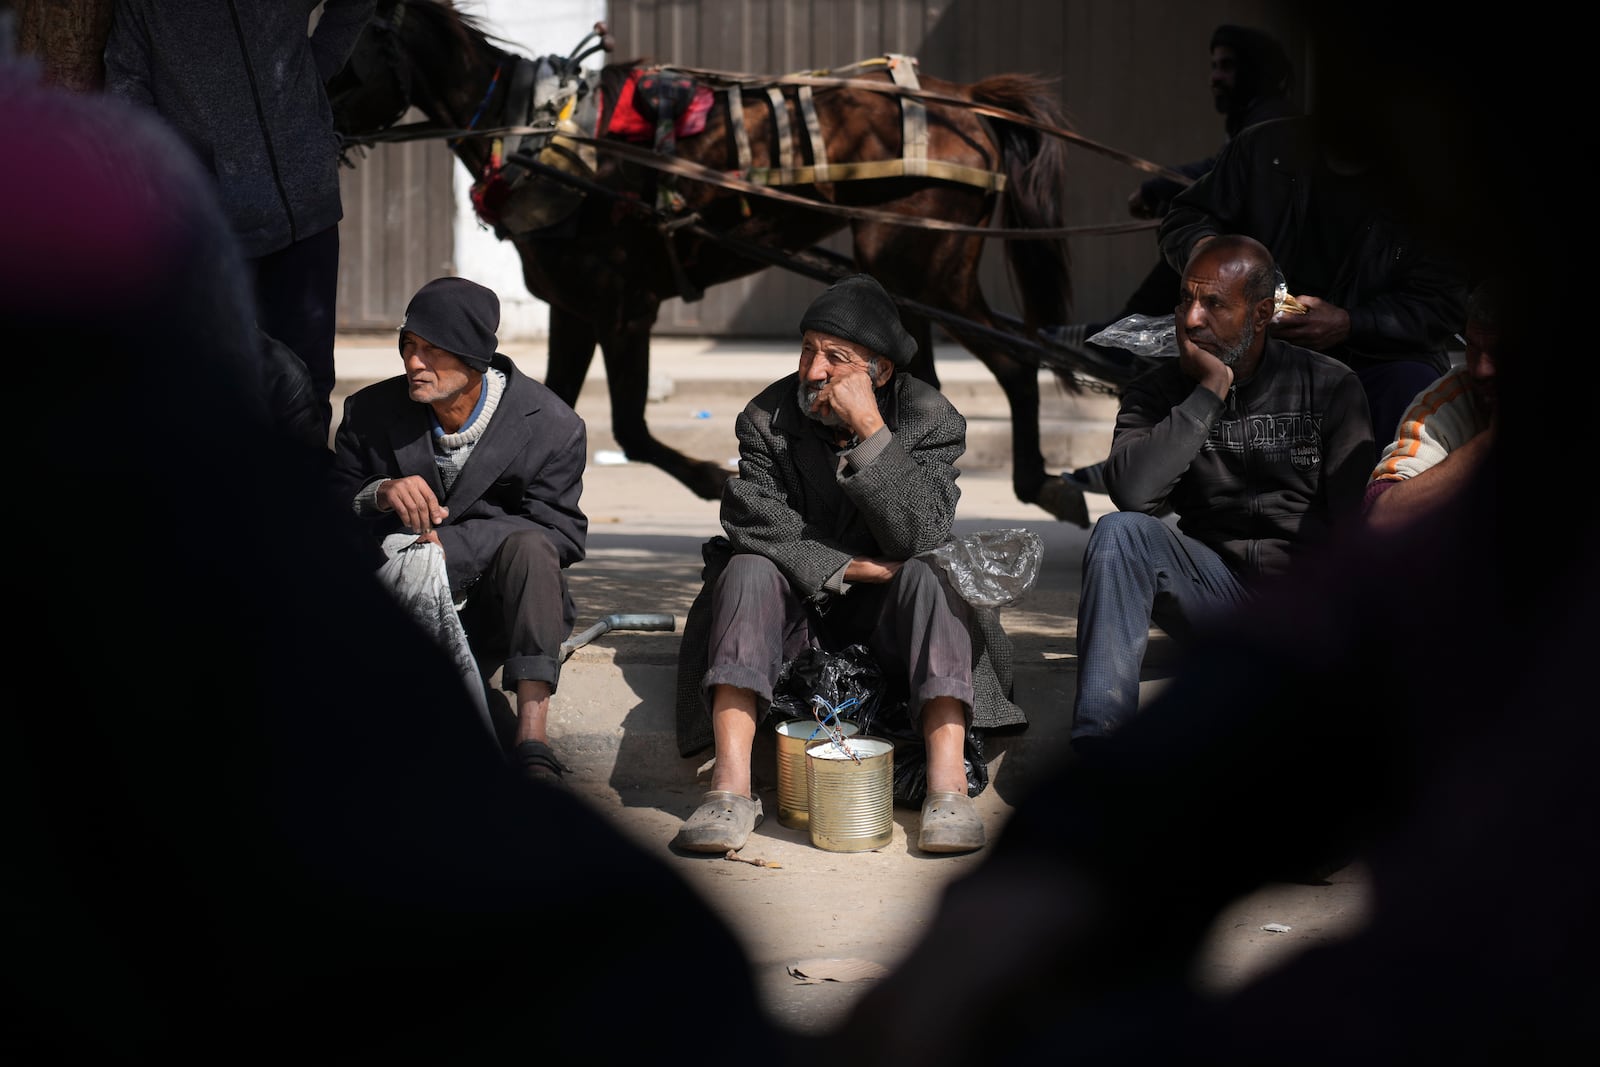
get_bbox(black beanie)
[798,274,918,367]
[398,276,500,371]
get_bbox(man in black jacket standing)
[1158,106,1468,444]
[1117,23,1299,318]
[104,0,374,441]
[1071,235,1374,747]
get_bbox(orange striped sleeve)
[1371,375,1470,481]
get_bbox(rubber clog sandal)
[917,791,986,854]
[672,790,764,853]
[514,739,572,787]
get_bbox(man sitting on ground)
[1071,235,1375,749]
[672,274,1026,855]
[1364,281,1502,529]
[330,277,589,784]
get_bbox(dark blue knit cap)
[398,276,499,371]
[798,274,918,367]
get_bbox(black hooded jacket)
[1158,116,1468,375]
[1136,23,1299,214]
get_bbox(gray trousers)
[1072,511,1247,741]
[703,553,976,726]
[458,529,571,692]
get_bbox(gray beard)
[796,380,846,427]
[1218,314,1256,367]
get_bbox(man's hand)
[1271,294,1351,351]
[811,359,886,441]
[1127,189,1156,219]
[1176,325,1234,400]
[376,475,448,534]
[844,557,903,584]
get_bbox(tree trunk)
[15,0,115,92]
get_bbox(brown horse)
[329,0,1090,520]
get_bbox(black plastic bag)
[770,644,888,728]
[771,643,989,806]
[846,689,989,806]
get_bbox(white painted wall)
[449,1,607,339]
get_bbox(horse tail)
[970,74,1072,330]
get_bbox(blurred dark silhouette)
[804,5,1594,1063]
[2,54,772,1064]
[6,3,1589,1062]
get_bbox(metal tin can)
[774,717,859,829]
[805,736,895,852]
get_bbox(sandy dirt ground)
[555,458,1374,1036]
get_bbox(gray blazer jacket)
[674,372,1026,757]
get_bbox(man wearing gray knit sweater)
[330,277,589,785]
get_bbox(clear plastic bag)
[919,528,1044,608]
[1089,313,1178,359]
[1272,267,1308,318]
[1088,267,1302,360]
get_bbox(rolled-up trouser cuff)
[702,663,778,711]
[461,529,570,693]
[502,653,562,693]
[702,554,814,720]
[910,674,975,726]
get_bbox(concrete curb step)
[544,635,1186,795]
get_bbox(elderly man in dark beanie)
[330,276,589,784]
[672,274,1027,855]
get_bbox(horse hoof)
[1031,476,1090,528]
[686,461,733,500]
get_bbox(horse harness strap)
[469,52,600,235]
[731,55,1005,193]
[725,86,752,174]
[889,54,928,175]
[797,85,828,182]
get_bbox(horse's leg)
[597,318,733,501]
[856,228,1088,526]
[939,323,1088,527]
[541,304,597,409]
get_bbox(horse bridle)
[330,0,415,161]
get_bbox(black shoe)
[514,739,572,787]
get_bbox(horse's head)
[326,2,612,235]
[326,0,414,139]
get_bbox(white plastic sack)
[376,533,493,736]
